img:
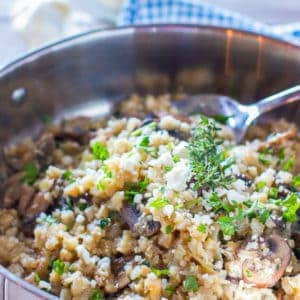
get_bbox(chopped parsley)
[282,157,295,171]
[102,165,112,178]
[268,187,279,199]
[188,116,234,190]
[65,197,74,210]
[97,218,111,229]
[96,180,106,191]
[149,197,170,209]
[217,216,235,236]
[89,289,104,300]
[78,201,88,211]
[183,275,199,292]
[212,114,234,125]
[52,259,65,275]
[207,192,231,213]
[277,148,285,161]
[165,165,172,172]
[152,267,170,277]
[139,136,150,147]
[256,181,266,192]
[62,170,75,183]
[91,141,109,161]
[165,224,174,234]
[131,128,142,137]
[258,153,271,166]
[282,193,300,223]
[165,285,175,296]
[172,154,180,163]
[124,179,149,202]
[293,175,300,189]
[34,272,40,284]
[23,162,39,185]
[197,224,207,233]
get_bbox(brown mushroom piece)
[257,128,296,151]
[237,234,291,288]
[56,117,92,144]
[35,133,56,168]
[3,173,24,208]
[25,192,50,219]
[111,257,131,291]
[120,204,161,237]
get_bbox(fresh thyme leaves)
[23,162,39,185]
[124,179,150,202]
[217,216,236,236]
[188,116,234,190]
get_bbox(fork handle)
[254,85,300,115]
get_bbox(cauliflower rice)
[0,94,300,300]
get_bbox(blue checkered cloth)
[118,0,300,43]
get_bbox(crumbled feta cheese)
[162,204,174,218]
[165,162,190,191]
[276,171,293,184]
[227,190,247,203]
[173,141,189,159]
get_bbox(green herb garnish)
[256,181,266,192]
[91,141,109,161]
[52,259,65,275]
[282,157,295,171]
[97,218,111,229]
[197,224,207,233]
[62,170,75,183]
[78,202,88,211]
[293,175,300,189]
[23,162,39,185]
[183,275,199,292]
[282,193,300,223]
[172,155,180,163]
[258,153,271,166]
[165,285,175,296]
[102,165,112,178]
[152,267,170,277]
[149,197,170,209]
[165,224,174,234]
[188,116,234,190]
[89,289,104,300]
[165,166,172,172]
[34,272,40,284]
[212,114,234,125]
[140,136,150,147]
[207,192,231,213]
[268,187,279,199]
[217,216,235,236]
[124,179,149,202]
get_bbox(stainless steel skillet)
[1,25,300,299]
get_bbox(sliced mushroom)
[35,133,56,168]
[3,173,24,208]
[237,234,291,288]
[18,184,36,215]
[111,257,131,291]
[56,117,92,144]
[25,192,50,219]
[258,128,296,151]
[120,204,161,237]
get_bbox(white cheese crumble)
[165,161,190,191]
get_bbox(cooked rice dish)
[0,95,300,300]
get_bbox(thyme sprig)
[188,116,234,190]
